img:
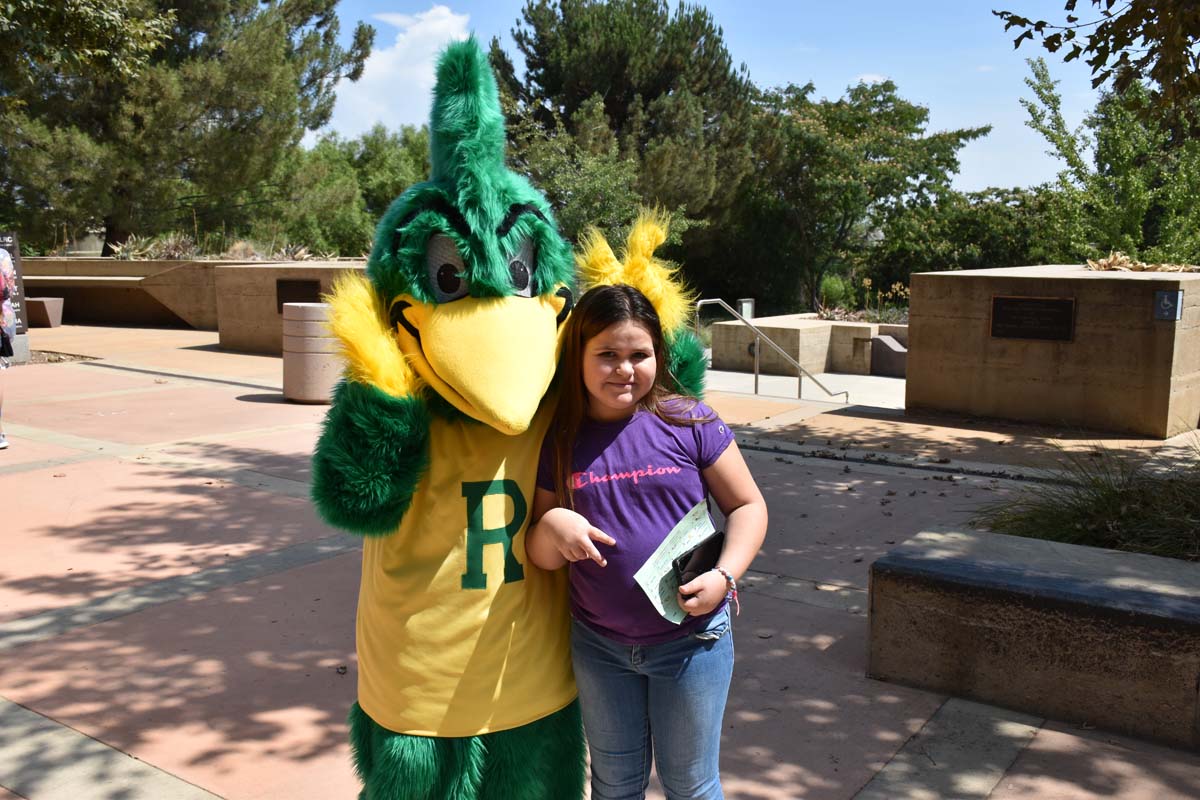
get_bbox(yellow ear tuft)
[326,271,419,398]
[575,211,696,334]
[620,212,694,334]
[576,227,624,287]
[624,209,669,265]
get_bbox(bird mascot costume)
[312,36,705,800]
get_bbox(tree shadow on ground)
[3,442,1197,799]
[710,451,1200,799]
[989,722,1200,799]
[158,438,317,486]
[0,450,360,796]
[741,406,1182,473]
[0,446,324,617]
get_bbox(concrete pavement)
[1,325,1198,800]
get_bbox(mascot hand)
[312,380,430,536]
[311,271,430,536]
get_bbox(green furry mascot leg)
[349,702,585,800]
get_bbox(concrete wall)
[829,322,877,375]
[142,263,219,329]
[869,530,1200,751]
[21,286,188,326]
[710,316,909,377]
[22,257,177,278]
[906,265,1200,438]
[21,258,365,346]
[22,258,249,330]
[710,315,833,375]
[878,323,909,347]
[215,262,363,354]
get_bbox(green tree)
[995,1,1200,118]
[341,124,431,220]
[492,0,753,251]
[722,80,988,311]
[508,96,644,243]
[0,0,174,111]
[867,186,1070,288]
[1021,57,1200,262]
[0,1,373,252]
[257,135,374,257]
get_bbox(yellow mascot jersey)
[356,401,574,737]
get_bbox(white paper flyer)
[632,499,716,624]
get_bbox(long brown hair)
[552,284,708,509]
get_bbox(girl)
[526,284,768,800]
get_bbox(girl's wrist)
[712,566,735,590]
[711,565,740,616]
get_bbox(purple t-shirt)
[536,400,734,645]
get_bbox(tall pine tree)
[0,0,373,252]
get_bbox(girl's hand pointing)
[538,507,615,566]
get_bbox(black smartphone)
[672,530,725,592]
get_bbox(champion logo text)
[573,465,683,489]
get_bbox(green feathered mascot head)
[326,36,574,440]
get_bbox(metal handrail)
[695,298,849,403]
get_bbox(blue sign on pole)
[1154,290,1184,322]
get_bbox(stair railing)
[695,298,849,403]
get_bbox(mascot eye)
[426,234,470,302]
[508,237,536,298]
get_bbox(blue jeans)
[571,607,734,800]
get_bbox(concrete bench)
[868,530,1200,751]
[25,297,64,327]
[869,334,906,377]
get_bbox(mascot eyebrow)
[393,196,471,249]
[394,201,550,249]
[496,203,549,237]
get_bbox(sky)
[323,1,1104,192]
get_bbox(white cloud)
[977,65,996,73]
[322,5,471,140]
[855,73,888,85]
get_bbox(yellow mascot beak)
[392,292,568,435]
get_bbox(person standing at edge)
[0,247,16,450]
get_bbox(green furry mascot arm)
[310,295,432,536]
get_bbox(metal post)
[753,334,760,395]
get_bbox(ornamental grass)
[972,441,1200,562]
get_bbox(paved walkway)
[1,325,1197,800]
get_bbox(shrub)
[819,274,850,308]
[972,443,1200,561]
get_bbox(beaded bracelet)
[712,566,740,616]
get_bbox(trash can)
[282,302,340,404]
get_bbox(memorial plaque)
[990,296,1075,341]
[0,231,28,336]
